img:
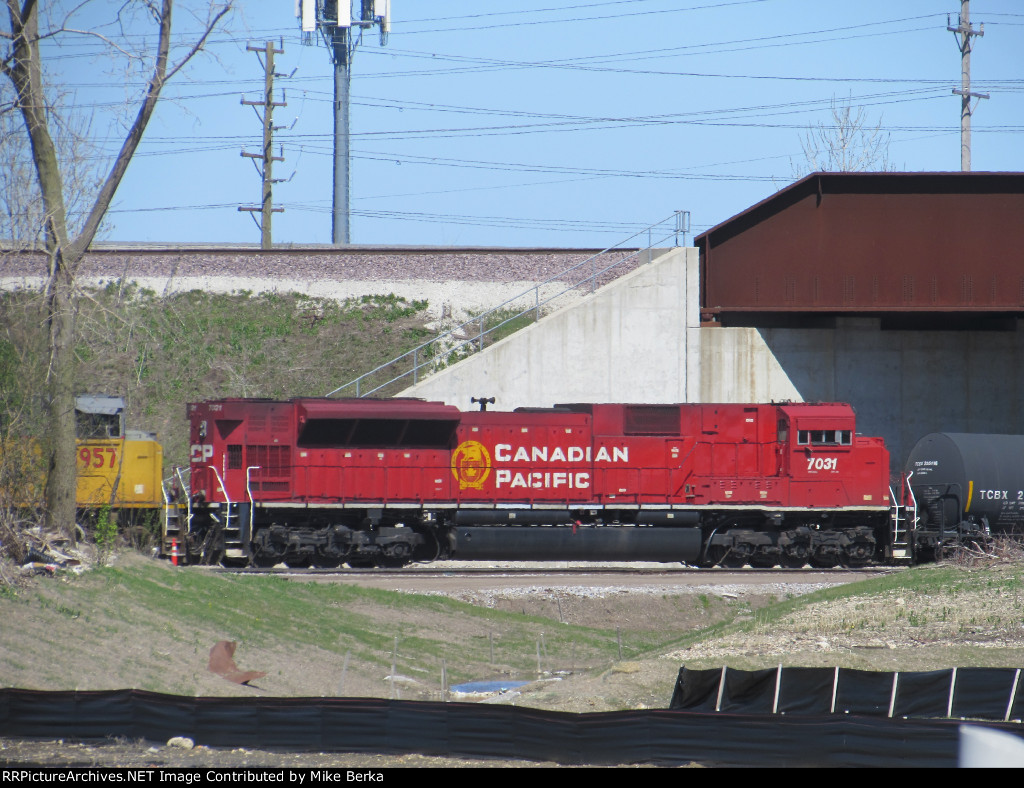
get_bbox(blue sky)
[32,0,1024,248]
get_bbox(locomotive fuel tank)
[905,433,1024,533]
[452,524,703,562]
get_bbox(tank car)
[904,432,1024,559]
[181,397,894,568]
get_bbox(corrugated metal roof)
[696,172,1024,320]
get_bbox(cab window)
[797,429,851,446]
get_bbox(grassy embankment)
[2,555,1023,708]
[0,553,681,699]
[1,284,540,468]
[1,284,434,466]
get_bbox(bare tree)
[0,98,44,244]
[0,0,232,542]
[796,96,896,175]
[0,82,104,245]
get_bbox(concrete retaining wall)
[401,248,700,408]
[701,318,1024,470]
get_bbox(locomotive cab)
[781,404,856,482]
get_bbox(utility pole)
[240,41,287,249]
[298,1,391,245]
[948,0,988,171]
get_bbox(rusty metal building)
[698,171,1024,325]
[695,172,1024,471]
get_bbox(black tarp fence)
[671,666,1024,721]
[3,687,1024,767]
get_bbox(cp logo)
[451,440,492,490]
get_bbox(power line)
[398,0,752,25]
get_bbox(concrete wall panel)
[699,329,802,403]
[966,332,1020,434]
[704,321,1024,471]
[401,248,699,408]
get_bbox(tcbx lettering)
[495,469,591,489]
[494,444,628,463]
[980,489,1008,500]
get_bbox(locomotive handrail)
[245,466,260,535]
[905,472,918,519]
[889,472,919,561]
[889,485,905,550]
[205,464,240,564]
[175,466,192,526]
[208,465,232,506]
[161,467,191,559]
[324,211,690,399]
[175,466,193,548]
[904,471,919,539]
[160,478,174,553]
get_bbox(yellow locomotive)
[73,395,164,511]
[1,396,166,521]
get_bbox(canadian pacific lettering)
[495,470,591,489]
[493,444,628,464]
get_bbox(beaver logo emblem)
[452,440,491,490]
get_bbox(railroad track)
[209,564,898,580]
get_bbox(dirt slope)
[3,550,1024,767]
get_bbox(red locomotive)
[182,398,893,568]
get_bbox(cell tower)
[297,0,391,244]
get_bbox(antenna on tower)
[295,0,391,244]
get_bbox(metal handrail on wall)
[324,210,690,399]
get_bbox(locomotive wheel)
[379,542,413,568]
[722,540,754,568]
